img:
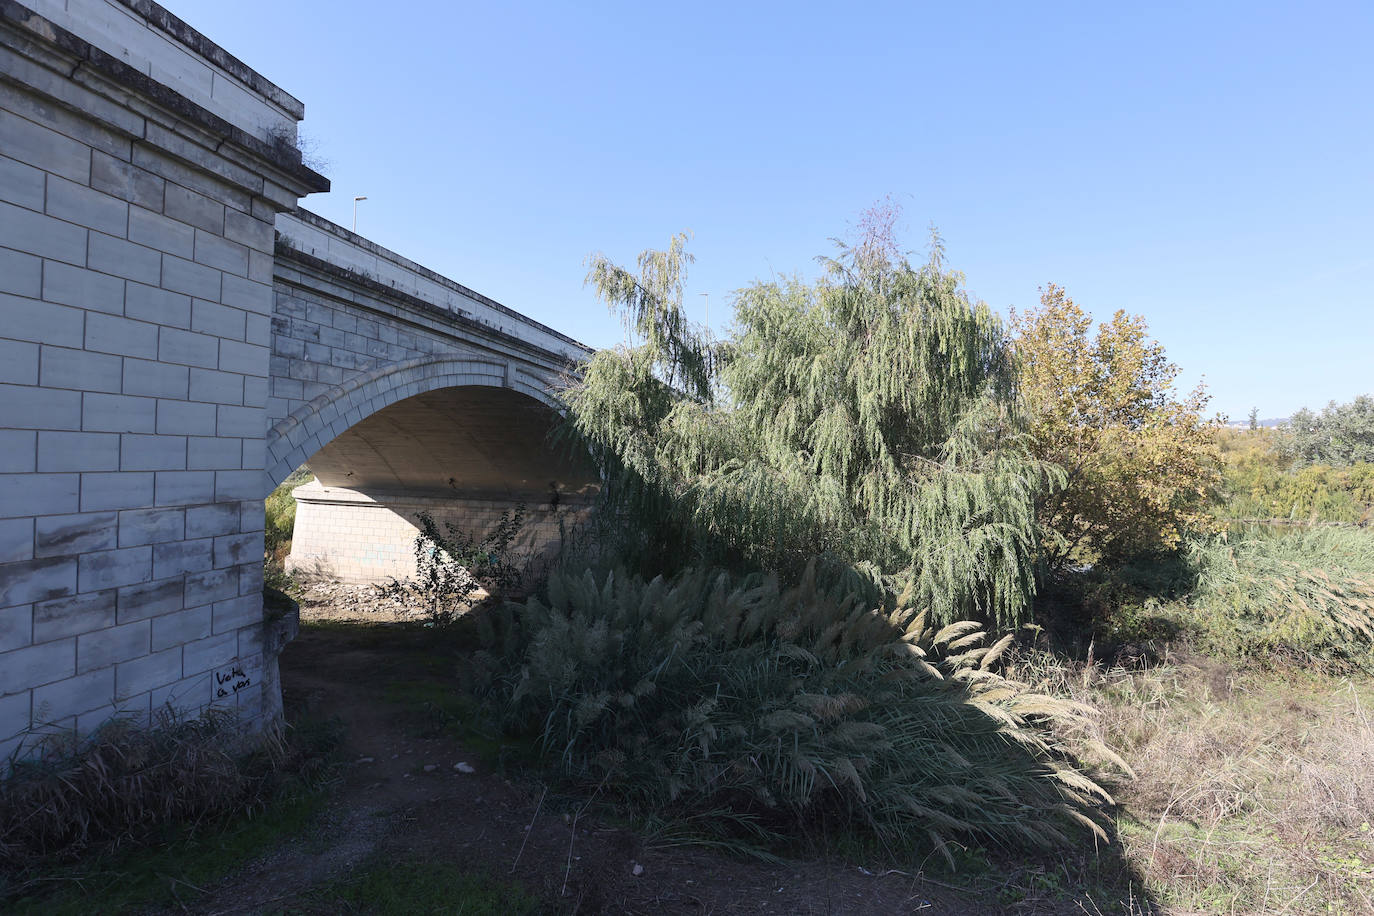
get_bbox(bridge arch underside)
[285,385,598,585]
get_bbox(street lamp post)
[352,195,367,232]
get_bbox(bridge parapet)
[19,0,305,145]
[276,210,586,364]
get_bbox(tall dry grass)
[1019,650,1374,913]
[1187,528,1374,668]
[0,706,332,870]
[478,562,1121,862]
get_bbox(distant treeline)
[1217,395,1374,525]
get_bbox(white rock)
[454,762,476,774]
[632,863,644,877]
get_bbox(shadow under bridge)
[283,383,598,585]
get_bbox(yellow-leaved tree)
[1010,285,1221,569]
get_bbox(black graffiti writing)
[215,665,247,686]
[214,665,252,699]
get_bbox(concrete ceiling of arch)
[304,386,599,499]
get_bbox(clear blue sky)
[179,0,1371,421]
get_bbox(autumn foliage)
[1010,285,1221,569]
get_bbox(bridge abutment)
[286,481,589,586]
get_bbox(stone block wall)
[286,481,589,585]
[268,271,484,435]
[0,1,325,762]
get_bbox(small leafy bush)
[1037,550,1197,655]
[476,562,1118,859]
[378,507,526,625]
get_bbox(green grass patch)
[382,681,490,743]
[275,861,541,915]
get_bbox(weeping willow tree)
[566,222,1059,628]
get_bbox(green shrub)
[1035,550,1197,652]
[1214,427,1374,524]
[476,562,1116,860]
[1222,462,1374,524]
[265,466,313,555]
[1277,394,1374,467]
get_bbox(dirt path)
[180,623,1092,915]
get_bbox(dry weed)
[0,708,291,868]
[1021,650,1374,913]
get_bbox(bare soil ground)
[292,576,452,624]
[180,607,1135,915]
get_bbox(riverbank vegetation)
[471,210,1373,909]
